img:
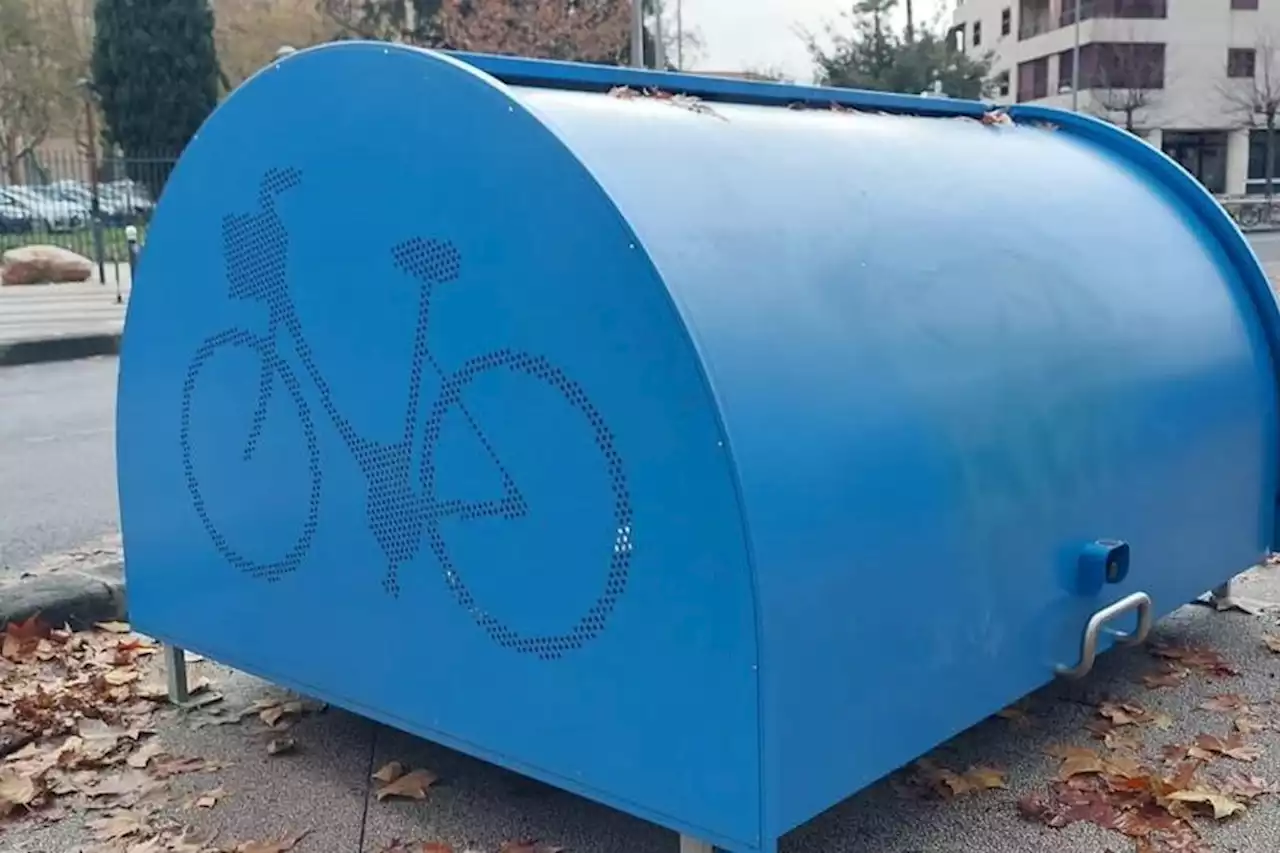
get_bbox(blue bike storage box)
[117,43,1280,853]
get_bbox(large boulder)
[1,245,93,285]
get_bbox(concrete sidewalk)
[5,565,1280,853]
[0,275,130,366]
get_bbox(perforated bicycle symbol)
[179,168,633,659]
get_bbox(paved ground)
[1250,231,1280,265]
[0,275,130,346]
[0,357,120,575]
[3,569,1280,853]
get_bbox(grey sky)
[676,0,949,82]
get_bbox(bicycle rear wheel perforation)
[421,349,633,660]
[180,328,323,581]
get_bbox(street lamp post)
[630,0,645,69]
[1071,0,1081,111]
[676,0,683,70]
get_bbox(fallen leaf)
[372,761,406,783]
[1217,772,1273,800]
[1149,711,1174,731]
[88,809,149,841]
[149,755,214,778]
[1049,746,1107,781]
[105,669,141,687]
[96,621,133,634]
[125,836,165,853]
[238,830,310,853]
[964,766,1008,790]
[1103,728,1144,753]
[1262,634,1280,653]
[1149,644,1239,677]
[194,786,226,808]
[0,769,37,815]
[1143,665,1190,689]
[1164,788,1247,820]
[1200,694,1249,713]
[375,768,438,801]
[267,736,296,756]
[1099,701,1148,726]
[87,770,152,797]
[1193,733,1264,762]
[78,717,123,761]
[168,826,218,852]
[1235,714,1268,735]
[127,739,165,769]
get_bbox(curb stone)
[0,560,126,630]
[0,333,121,368]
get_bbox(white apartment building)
[951,0,1280,195]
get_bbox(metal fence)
[1,152,175,273]
[1218,195,1280,233]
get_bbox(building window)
[1057,42,1166,90]
[1232,0,1259,10]
[996,70,1011,96]
[1163,131,1227,194]
[1062,0,1168,26]
[1001,7,1012,35]
[1248,128,1280,194]
[1017,57,1049,101]
[973,21,983,46]
[1229,48,1257,78]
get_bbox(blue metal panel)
[117,44,761,851]
[507,82,1280,837]
[118,42,1280,853]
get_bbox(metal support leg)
[163,644,190,705]
[679,837,715,853]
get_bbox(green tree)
[91,0,220,196]
[807,0,992,100]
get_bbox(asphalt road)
[1251,231,1280,265]
[0,355,119,574]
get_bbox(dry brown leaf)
[375,768,438,801]
[1262,634,1280,653]
[964,766,1008,790]
[1193,733,1264,762]
[1149,644,1239,677]
[1200,694,1249,713]
[127,739,165,769]
[1099,701,1148,726]
[88,809,149,841]
[168,825,219,852]
[0,769,37,815]
[372,761,406,783]
[149,755,214,778]
[267,736,297,756]
[1143,664,1190,689]
[194,785,226,809]
[1217,772,1273,800]
[125,836,165,853]
[106,669,141,687]
[96,621,133,634]
[87,770,152,797]
[1164,788,1247,819]
[237,830,310,853]
[1235,714,1268,735]
[1103,728,1144,753]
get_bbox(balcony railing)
[1060,0,1167,28]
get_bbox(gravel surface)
[4,567,1280,853]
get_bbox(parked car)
[0,185,88,232]
[0,198,34,234]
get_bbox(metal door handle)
[1056,591,1152,680]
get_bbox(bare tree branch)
[1219,30,1280,198]
[437,0,630,63]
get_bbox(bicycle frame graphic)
[179,167,634,659]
